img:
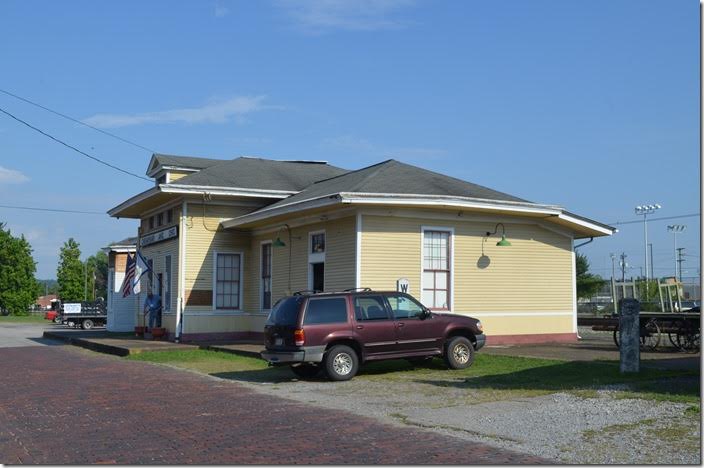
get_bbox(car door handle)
[356,325,364,329]
[397,322,405,327]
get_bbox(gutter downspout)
[175,200,187,342]
[572,237,593,340]
[574,237,594,250]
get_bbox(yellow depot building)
[109,154,613,344]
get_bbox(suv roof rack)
[293,289,319,296]
[342,287,372,292]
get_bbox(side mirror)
[420,308,431,320]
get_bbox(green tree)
[57,238,84,302]
[0,223,39,315]
[576,253,605,299]
[85,250,108,301]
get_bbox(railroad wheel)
[675,323,700,353]
[81,319,94,330]
[613,329,620,348]
[640,319,661,351]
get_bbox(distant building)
[35,294,58,310]
[102,237,138,332]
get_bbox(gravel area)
[236,373,701,464]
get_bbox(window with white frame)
[261,243,272,310]
[422,230,451,310]
[215,253,241,309]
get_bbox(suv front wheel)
[324,345,359,381]
[444,336,475,369]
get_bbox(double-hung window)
[215,253,241,309]
[422,230,451,310]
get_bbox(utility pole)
[619,252,628,282]
[610,253,618,314]
[668,225,686,280]
[83,262,87,302]
[648,243,654,280]
[676,248,685,283]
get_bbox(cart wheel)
[640,319,661,351]
[675,322,700,353]
[613,329,620,348]
[82,319,94,330]
[668,332,681,349]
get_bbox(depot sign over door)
[140,226,178,247]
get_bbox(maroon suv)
[261,290,485,381]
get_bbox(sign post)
[618,298,640,373]
[396,278,409,293]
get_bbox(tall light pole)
[634,204,661,281]
[667,224,686,280]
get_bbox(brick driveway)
[0,346,551,464]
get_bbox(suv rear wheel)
[444,336,475,369]
[324,345,359,381]
[290,364,321,379]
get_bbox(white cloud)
[214,1,230,17]
[82,96,276,129]
[0,166,29,184]
[276,0,417,33]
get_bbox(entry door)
[311,263,324,292]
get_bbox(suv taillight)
[294,329,305,346]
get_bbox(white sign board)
[63,303,82,314]
[140,226,178,248]
[396,278,410,293]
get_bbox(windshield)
[266,296,304,326]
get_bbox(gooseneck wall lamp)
[486,223,512,247]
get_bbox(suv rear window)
[266,296,304,326]
[303,297,348,325]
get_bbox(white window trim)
[163,254,172,313]
[260,240,273,312]
[420,226,455,312]
[212,250,244,311]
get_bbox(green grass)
[125,349,700,403]
[0,314,48,323]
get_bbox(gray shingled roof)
[108,237,138,247]
[172,157,348,192]
[262,159,530,210]
[151,153,225,171]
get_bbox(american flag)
[121,253,137,297]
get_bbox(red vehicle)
[44,300,61,323]
[262,289,485,381]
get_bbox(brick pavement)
[0,346,552,464]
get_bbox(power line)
[0,204,104,215]
[0,106,151,182]
[0,88,156,153]
[609,213,700,226]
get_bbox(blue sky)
[0,0,699,280]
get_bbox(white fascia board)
[557,213,614,236]
[338,193,561,215]
[107,186,161,217]
[162,184,296,198]
[221,195,341,229]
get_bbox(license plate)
[275,338,283,346]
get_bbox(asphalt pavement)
[0,322,62,348]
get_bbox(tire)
[67,320,76,328]
[444,336,475,370]
[82,319,94,330]
[290,364,321,379]
[323,345,359,381]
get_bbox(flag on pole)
[132,251,151,294]
[121,254,136,298]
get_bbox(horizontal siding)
[183,203,253,313]
[140,237,179,314]
[361,214,574,332]
[245,216,356,314]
